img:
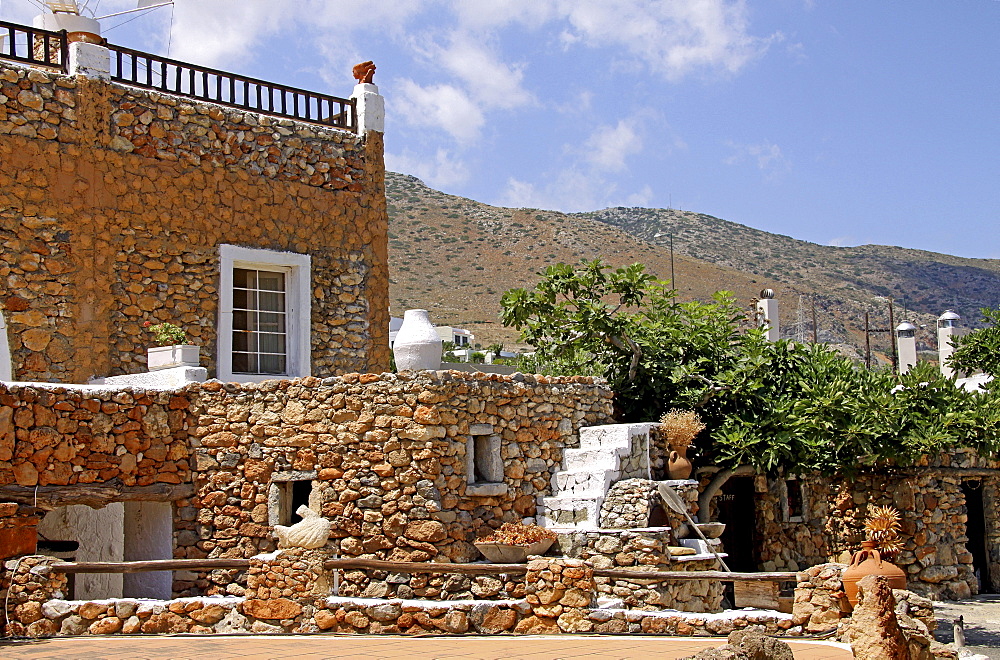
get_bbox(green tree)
[501,259,1000,475]
[501,260,749,421]
[949,305,1000,379]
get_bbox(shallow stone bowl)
[696,522,726,538]
[474,539,555,563]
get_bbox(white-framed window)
[218,245,311,383]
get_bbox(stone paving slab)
[935,594,1000,659]
[0,634,854,660]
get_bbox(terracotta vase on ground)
[667,445,693,480]
[841,540,907,609]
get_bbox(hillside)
[386,172,1000,359]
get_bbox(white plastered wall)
[38,503,124,599]
[123,501,173,599]
[0,310,11,380]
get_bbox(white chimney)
[756,289,779,342]
[895,322,917,374]
[937,310,963,378]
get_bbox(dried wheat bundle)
[658,409,706,449]
[478,522,558,545]
[865,505,903,558]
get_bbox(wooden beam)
[0,480,195,510]
[51,558,250,574]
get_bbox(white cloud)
[500,167,649,213]
[164,0,775,84]
[167,0,424,69]
[386,148,470,188]
[724,140,791,177]
[501,171,599,211]
[392,80,485,143]
[827,236,856,248]
[418,31,533,110]
[581,117,645,172]
[554,0,777,80]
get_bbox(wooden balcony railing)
[105,42,356,132]
[0,20,68,72]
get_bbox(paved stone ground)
[0,634,854,660]
[935,594,1000,659]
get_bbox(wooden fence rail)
[49,557,799,584]
[51,559,250,574]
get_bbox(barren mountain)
[386,172,1000,360]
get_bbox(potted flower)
[144,321,199,371]
[841,505,907,608]
[659,409,705,480]
[474,522,558,563]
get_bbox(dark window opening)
[962,480,995,593]
[290,480,312,524]
[786,479,803,520]
[473,436,491,483]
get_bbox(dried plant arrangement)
[478,522,557,546]
[659,409,706,449]
[864,505,903,560]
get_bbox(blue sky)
[4,1,998,259]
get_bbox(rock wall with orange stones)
[0,372,613,600]
[0,382,190,488]
[174,371,614,598]
[746,450,1000,600]
[0,59,388,383]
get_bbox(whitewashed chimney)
[756,289,780,342]
[895,322,917,374]
[937,310,963,378]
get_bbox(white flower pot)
[392,309,442,371]
[147,345,200,371]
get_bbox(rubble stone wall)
[753,451,1000,600]
[177,371,614,598]
[0,60,388,383]
[0,383,191,487]
[5,553,839,638]
[1,554,68,636]
[554,527,723,612]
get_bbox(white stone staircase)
[538,423,654,529]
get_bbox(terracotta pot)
[842,540,907,609]
[667,446,693,480]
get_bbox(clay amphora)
[841,540,907,609]
[667,446,693,480]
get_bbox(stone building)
[705,453,1000,600]
[0,38,389,385]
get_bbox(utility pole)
[865,311,871,368]
[811,296,818,343]
[888,297,897,372]
[669,233,676,291]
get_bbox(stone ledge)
[466,483,508,497]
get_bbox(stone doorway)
[962,480,995,594]
[715,476,759,573]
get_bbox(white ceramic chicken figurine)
[274,505,332,549]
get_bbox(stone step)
[562,447,622,471]
[578,424,637,451]
[538,496,603,530]
[552,468,617,497]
